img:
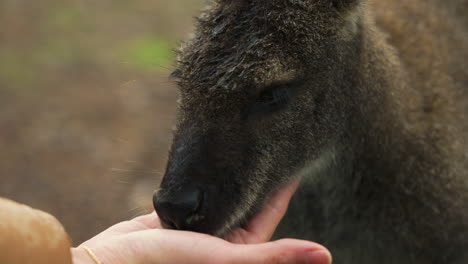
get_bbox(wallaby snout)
[153,186,204,230]
[154,125,250,236]
[154,176,239,235]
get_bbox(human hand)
[72,178,332,264]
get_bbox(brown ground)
[0,0,203,244]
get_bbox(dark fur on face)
[155,0,468,263]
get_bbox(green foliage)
[0,52,39,92]
[0,0,184,94]
[47,3,86,31]
[122,38,175,71]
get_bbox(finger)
[121,229,229,264]
[228,177,301,243]
[132,211,161,229]
[121,229,331,264]
[80,212,161,247]
[245,177,301,240]
[231,239,332,264]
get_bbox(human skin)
[71,178,332,264]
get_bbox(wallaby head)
[153,0,365,236]
[151,0,468,262]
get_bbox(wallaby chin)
[155,0,468,263]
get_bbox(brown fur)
[155,0,468,263]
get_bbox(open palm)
[73,178,331,264]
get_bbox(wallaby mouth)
[153,176,300,237]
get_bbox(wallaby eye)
[250,86,293,115]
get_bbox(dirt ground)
[0,0,203,244]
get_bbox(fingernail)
[307,250,332,264]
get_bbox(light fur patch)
[253,57,300,88]
[217,145,337,237]
[339,4,364,41]
[298,146,337,183]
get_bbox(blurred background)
[0,0,203,244]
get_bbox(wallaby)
[153,0,468,263]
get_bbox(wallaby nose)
[153,187,203,230]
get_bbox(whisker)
[110,168,134,173]
[128,205,144,217]
[128,205,152,218]
[112,138,132,144]
[115,179,130,184]
[109,168,161,174]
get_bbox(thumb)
[124,229,331,264]
[230,239,332,264]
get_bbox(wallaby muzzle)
[153,125,249,236]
